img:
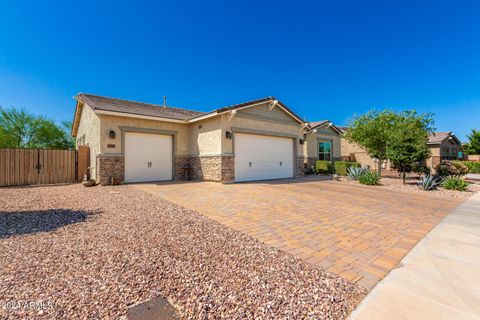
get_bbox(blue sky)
[0,0,479,141]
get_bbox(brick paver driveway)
[133,177,462,290]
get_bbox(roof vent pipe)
[164,96,167,108]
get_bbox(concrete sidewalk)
[350,192,480,320]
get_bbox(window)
[318,141,332,161]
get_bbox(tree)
[0,107,74,149]
[343,110,396,176]
[386,111,435,184]
[463,129,480,155]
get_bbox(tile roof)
[308,120,329,129]
[77,93,205,120]
[428,132,452,144]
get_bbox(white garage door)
[235,133,294,182]
[124,132,173,183]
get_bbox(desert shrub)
[435,160,469,177]
[347,166,367,180]
[358,170,380,185]
[441,177,468,191]
[418,175,440,191]
[316,160,334,174]
[458,161,480,173]
[334,161,361,176]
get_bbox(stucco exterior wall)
[75,103,101,179]
[304,127,341,160]
[98,115,190,156]
[188,116,222,156]
[340,138,376,167]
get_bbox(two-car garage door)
[234,133,294,182]
[124,131,294,183]
[124,132,172,183]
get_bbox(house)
[71,94,307,185]
[426,131,463,169]
[340,130,463,172]
[302,121,343,169]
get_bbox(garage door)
[235,133,294,182]
[124,132,173,183]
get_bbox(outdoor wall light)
[225,131,233,139]
[299,139,305,145]
[109,130,116,139]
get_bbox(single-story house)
[340,130,463,172]
[303,121,343,169]
[71,94,308,184]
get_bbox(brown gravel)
[0,184,365,319]
[331,176,479,199]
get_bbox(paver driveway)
[134,177,462,290]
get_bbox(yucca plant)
[347,166,366,180]
[358,170,381,185]
[418,175,440,191]
[441,177,468,191]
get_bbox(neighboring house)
[71,94,306,185]
[426,132,463,169]
[302,121,343,169]
[340,130,463,171]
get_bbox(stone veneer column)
[296,156,305,177]
[221,156,234,182]
[174,156,191,180]
[96,155,125,186]
[190,156,223,181]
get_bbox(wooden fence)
[0,147,89,187]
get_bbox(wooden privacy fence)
[0,147,90,187]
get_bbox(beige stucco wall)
[304,126,341,160]
[98,115,190,156]
[341,138,381,169]
[188,116,222,156]
[219,103,303,156]
[75,103,101,179]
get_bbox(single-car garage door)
[235,133,294,182]
[124,132,173,183]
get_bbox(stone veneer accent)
[174,156,191,180]
[221,156,234,182]
[97,155,125,186]
[188,156,233,182]
[296,156,305,177]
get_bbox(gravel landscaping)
[0,184,365,319]
[331,176,480,199]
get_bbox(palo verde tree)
[0,107,74,149]
[343,110,396,176]
[463,129,480,155]
[386,111,435,184]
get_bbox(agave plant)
[358,170,381,185]
[418,174,440,191]
[347,166,366,180]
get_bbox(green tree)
[386,111,435,184]
[0,107,74,149]
[343,110,396,176]
[463,129,480,155]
